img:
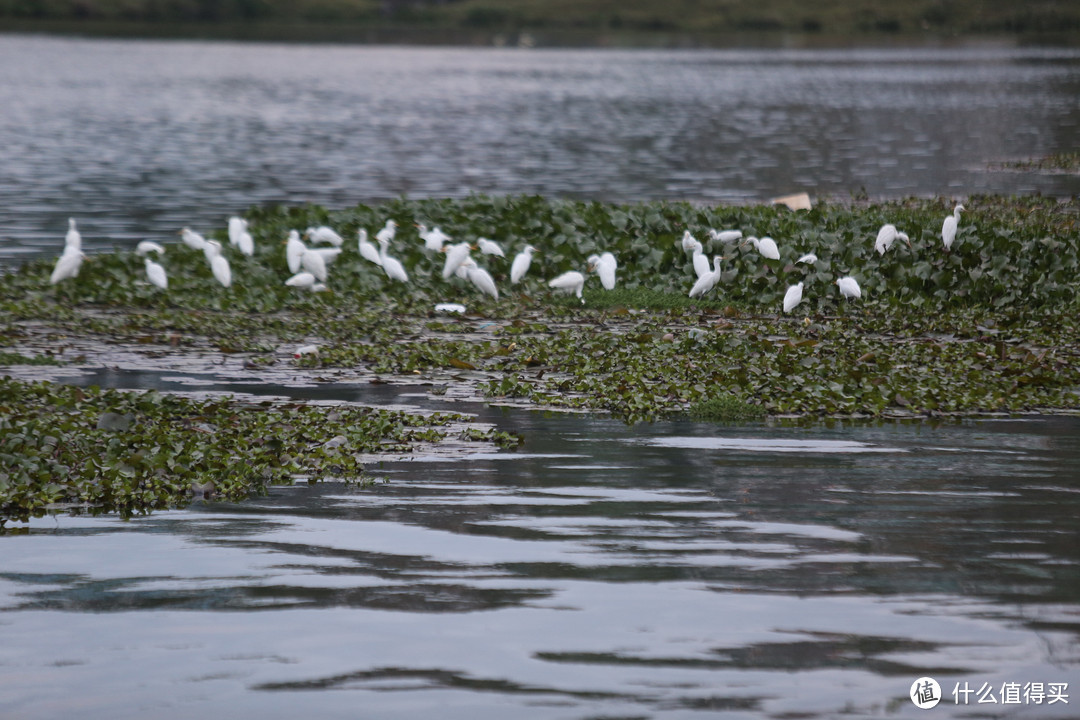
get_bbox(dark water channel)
[2,36,1080,261]
[1,371,1077,718]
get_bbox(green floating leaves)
[0,378,482,528]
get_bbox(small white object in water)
[294,344,319,358]
[435,303,467,314]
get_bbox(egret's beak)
[469,245,478,250]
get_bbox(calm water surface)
[0,373,1077,718]
[1,36,1079,259]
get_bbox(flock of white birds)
[48,204,965,315]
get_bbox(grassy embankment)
[1,0,1078,43]
[2,194,1079,525]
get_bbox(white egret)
[417,225,452,253]
[237,225,254,256]
[510,245,538,284]
[285,230,306,274]
[179,227,207,251]
[442,241,473,280]
[796,253,817,265]
[744,236,780,260]
[227,216,246,247]
[204,240,232,287]
[477,237,505,258]
[65,218,81,251]
[145,258,168,289]
[549,270,586,303]
[294,344,319,358]
[783,282,804,313]
[689,256,724,298]
[379,237,408,283]
[680,230,699,253]
[376,220,398,245]
[942,204,964,250]
[836,276,861,300]
[305,225,344,247]
[301,247,328,282]
[357,229,382,266]
[285,271,317,289]
[874,223,911,255]
[587,252,617,290]
[461,258,499,299]
[692,245,710,278]
[708,229,743,244]
[313,247,342,264]
[50,248,85,284]
[136,240,166,256]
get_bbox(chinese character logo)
[911,677,942,709]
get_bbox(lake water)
[1,371,1078,718]
[2,35,1079,718]
[0,35,1079,259]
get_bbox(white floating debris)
[293,344,319,358]
[435,303,467,314]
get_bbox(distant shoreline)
[1,19,1077,49]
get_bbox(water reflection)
[0,372,1077,717]
[1,37,1079,261]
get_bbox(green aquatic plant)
[4,195,1079,426]
[0,377,486,528]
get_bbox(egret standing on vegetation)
[477,237,505,258]
[50,248,85,285]
[460,258,498,299]
[783,282,804,313]
[357,229,382,266]
[285,231,306,274]
[549,270,586,303]
[796,252,817,265]
[688,256,725,299]
[942,204,964,250]
[65,218,81,252]
[379,237,408,283]
[305,226,343,247]
[874,224,910,255]
[836,276,861,301]
[180,227,207,251]
[442,241,473,280]
[691,243,710,278]
[587,252,617,290]
[136,240,165,256]
[416,224,451,253]
[204,240,231,288]
[145,257,168,289]
[376,220,398,245]
[743,236,780,261]
[708,229,743,244]
[510,245,538,284]
[301,246,328,282]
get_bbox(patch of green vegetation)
[1001,152,1080,173]
[0,377,480,528]
[688,394,767,422]
[0,352,65,366]
[5,194,1080,427]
